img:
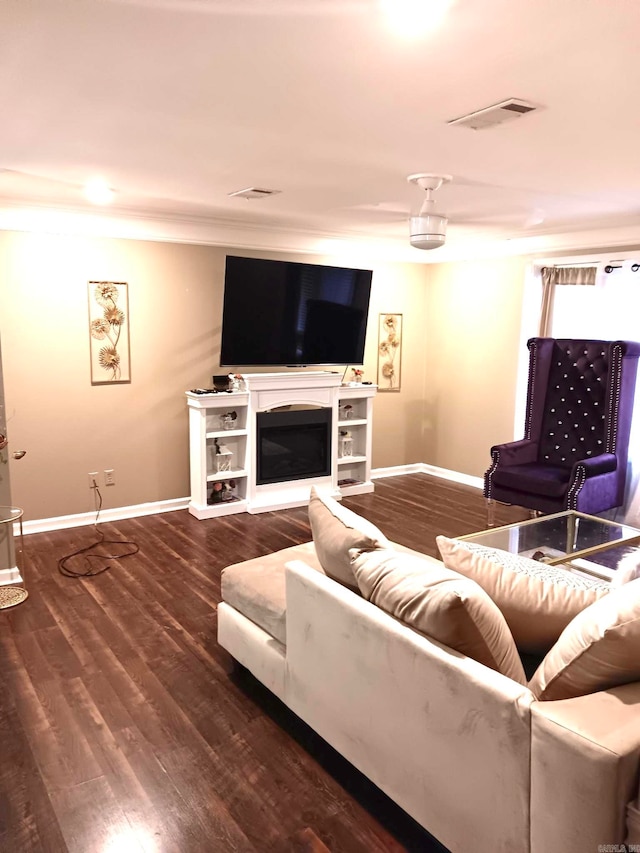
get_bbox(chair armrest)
[570,452,618,478]
[568,453,621,513]
[490,438,538,466]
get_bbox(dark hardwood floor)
[0,474,527,853]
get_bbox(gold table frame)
[459,510,640,581]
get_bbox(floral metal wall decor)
[377,313,402,391]
[88,281,131,384]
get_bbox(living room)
[2,2,640,851]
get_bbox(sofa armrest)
[531,682,640,853]
[283,559,534,853]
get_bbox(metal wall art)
[377,313,402,391]
[88,281,131,384]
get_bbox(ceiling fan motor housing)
[410,213,447,250]
[407,173,450,249]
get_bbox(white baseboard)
[372,463,483,491]
[20,497,189,535]
[19,466,482,535]
[371,463,425,479]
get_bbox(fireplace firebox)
[256,407,332,486]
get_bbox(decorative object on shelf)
[209,481,224,503]
[377,313,402,391]
[88,281,131,385]
[209,478,238,504]
[219,410,237,430]
[213,438,233,472]
[228,373,246,392]
[350,368,364,385]
[339,429,353,458]
[222,478,237,501]
[339,403,354,421]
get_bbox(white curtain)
[545,261,640,522]
[539,264,597,336]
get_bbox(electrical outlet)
[104,468,115,486]
[88,472,99,489]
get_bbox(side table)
[0,506,27,609]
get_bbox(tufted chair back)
[485,337,640,518]
[536,340,612,468]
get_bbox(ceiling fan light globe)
[410,213,447,250]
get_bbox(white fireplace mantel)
[186,372,376,518]
[245,371,343,414]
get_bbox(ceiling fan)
[338,173,550,248]
[406,173,451,250]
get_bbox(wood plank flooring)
[0,474,527,853]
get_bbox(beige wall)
[424,255,530,478]
[364,262,430,469]
[0,232,431,521]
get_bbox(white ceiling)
[3,0,640,262]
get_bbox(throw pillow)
[529,577,640,700]
[611,550,640,587]
[308,486,389,591]
[436,536,610,654]
[352,548,526,684]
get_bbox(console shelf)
[337,417,368,427]
[186,376,376,517]
[206,468,248,482]
[187,391,250,519]
[205,428,247,440]
[336,385,375,496]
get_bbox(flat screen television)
[220,255,372,367]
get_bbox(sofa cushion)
[436,536,609,654]
[221,541,323,644]
[308,486,389,591]
[529,577,640,700]
[352,548,527,684]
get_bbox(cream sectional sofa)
[217,489,640,853]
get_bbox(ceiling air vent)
[447,99,538,130]
[227,187,281,199]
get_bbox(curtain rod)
[604,263,640,273]
[551,262,598,268]
[550,261,640,272]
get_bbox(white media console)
[186,372,376,519]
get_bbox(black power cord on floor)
[58,483,139,578]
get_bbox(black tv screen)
[220,255,372,367]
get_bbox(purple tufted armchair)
[484,338,640,523]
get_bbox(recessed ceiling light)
[379,0,452,38]
[84,177,115,205]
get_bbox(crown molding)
[1,198,640,264]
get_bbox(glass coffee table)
[459,510,640,582]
